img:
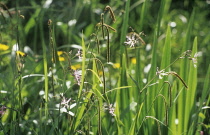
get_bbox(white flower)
[104,104,116,116]
[43,0,53,8]
[124,34,138,48]
[61,97,71,108]
[68,19,77,27]
[59,103,76,116]
[156,67,168,79]
[76,49,82,59]
[72,70,82,85]
[191,53,199,68]
[55,95,76,116]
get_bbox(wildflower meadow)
[0,0,210,134]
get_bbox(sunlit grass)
[0,0,209,134]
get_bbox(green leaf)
[178,8,195,134]
[78,33,86,99]
[184,37,197,133]
[128,103,143,135]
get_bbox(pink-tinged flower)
[124,32,145,48]
[72,70,82,85]
[180,50,200,68]
[61,97,71,108]
[191,52,199,68]
[0,106,6,116]
[55,94,76,116]
[104,104,116,116]
[76,49,82,59]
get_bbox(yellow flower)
[57,51,65,61]
[98,70,103,76]
[71,64,81,70]
[0,44,9,51]
[113,63,120,68]
[57,51,63,56]
[16,51,27,57]
[131,58,136,64]
[58,57,65,61]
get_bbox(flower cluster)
[104,104,116,116]
[72,69,82,85]
[189,52,199,68]
[76,49,82,60]
[180,50,200,68]
[56,94,76,116]
[0,106,6,116]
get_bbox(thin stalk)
[39,9,49,120]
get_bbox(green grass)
[0,0,210,134]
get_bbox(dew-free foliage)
[0,0,210,134]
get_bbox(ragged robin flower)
[72,69,82,85]
[0,106,6,116]
[124,32,145,48]
[180,50,200,68]
[124,34,138,48]
[189,52,199,68]
[55,94,76,116]
[156,67,168,79]
[104,104,116,116]
[61,97,72,108]
[76,49,82,60]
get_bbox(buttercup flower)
[57,51,65,61]
[71,64,81,70]
[16,51,27,57]
[113,63,120,68]
[131,58,136,64]
[0,44,9,51]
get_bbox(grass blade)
[78,33,86,99]
[177,8,195,134]
[184,37,197,133]
[156,25,171,122]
